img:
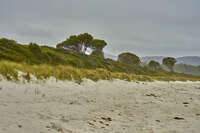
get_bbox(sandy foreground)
[0,78,200,133]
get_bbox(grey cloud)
[0,0,200,56]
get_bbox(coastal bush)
[118,52,141,65]
[163,57,177,72]
[149,60,160,70]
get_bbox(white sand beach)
[0,78,200,133]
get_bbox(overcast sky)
[0,0,200,57]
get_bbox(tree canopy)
[78,33,93,45]
[87,39,107,58]
[148,60,160,70]
[87,39,107,50]
[56,33,93,53]
[162,57,177,72]
[56,33,107,58]
[118,52,141,65]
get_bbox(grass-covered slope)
[0,38,200,82]
[0,38,160,74]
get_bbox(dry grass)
[0,60,200,82]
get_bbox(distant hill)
[176,56,200,66]
[174,64,200,76]
[141,56,200,66]
[141,56,200,75]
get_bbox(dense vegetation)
[118,52,141,65]
[162,57,177,72]
[148,60,160,70]
[0,37,200,82]
[56,33,107,57]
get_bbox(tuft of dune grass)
[0,60,200,82]
[0,61,19,80]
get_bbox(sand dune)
[0,78,200,133]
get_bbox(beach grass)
[0,60,200,82]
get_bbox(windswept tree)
[148,60,160,70]
[162,57,177,72]
[56,33,93,54]
[78,33,93,53]
[56,35,80,52]
[87,39,107,58]
[118,52,141,65]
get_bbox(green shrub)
[118,52,141,65]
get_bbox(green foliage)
[56,33,107,57]
[0,38,34,63]
[87,39,107,58]
[56,35,80,51]
[0,38,200,82]
[78,33,93,53]
[0,38,169,75]
[78,33,93,45]
[118,52,141,65]
[56,33,93,53]
[163,57,177,72]
[149,60,160,70]
[0,38,17,47]
[91,50,104,58]
[87,39,107,49]
[29,43,41,53]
